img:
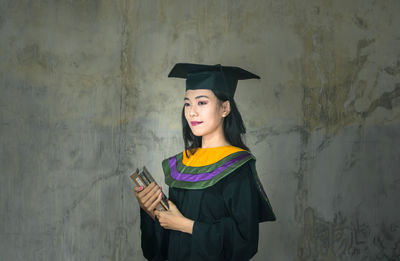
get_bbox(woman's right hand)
[134,182,163,220]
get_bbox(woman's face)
[184,89,229,138]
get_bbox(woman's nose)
[189,106,198,117]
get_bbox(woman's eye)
[184,103,190,107]
[198,101,208,105]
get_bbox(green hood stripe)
[163,155,255,189]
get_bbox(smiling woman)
[183,89,229,147]
[134,63,276,261]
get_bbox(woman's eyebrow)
[195,95,209,99]
[184,95,209,101]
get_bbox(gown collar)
[162,146,254,189]
[182,145,245,167]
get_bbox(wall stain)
[384,56,400,76]
[342,125,364,172]
[297,207,400,261]
[297,27,400,136]
[354,16,368,30]
[294,122,310,223]
[248,125,306,145]
[293,10,400,260]
[0,13,4,30]
[17,44,58,73]
[114,0,132,177]
[112,226,128,261]
[301,35,376,135]
[361,84,400,118]
[102,226,129,261]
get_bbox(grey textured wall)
[1,1,399,260]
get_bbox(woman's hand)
[134,182,163,220]
[154,200,194,234]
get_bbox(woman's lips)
[191,121,203,126]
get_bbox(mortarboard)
[168,63,260,98]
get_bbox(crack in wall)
[384,56,400,76]
[361,84,400,118]
[61,171,120,225]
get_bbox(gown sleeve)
[139,207,169,260]
[190,162,262,261]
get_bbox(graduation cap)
[168,63,260,98]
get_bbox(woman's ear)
[221,100,231,117]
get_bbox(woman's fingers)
[137,183,160,209]
[143,187,161,207]
[149,192,163,212]
[136,183,156,201]
[144,187,161,209]
[133,186,144,196]
[133,182,165,215]
[154,209,161,219]
[134,186,143,192]
[140,182,156,197]
[142,183,159,202]
[167,200,178,211]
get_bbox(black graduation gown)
[140,161,275,261]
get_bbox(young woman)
[134,63,276,261]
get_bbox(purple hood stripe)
[169,153,250,182]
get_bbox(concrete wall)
[1,0,399,260]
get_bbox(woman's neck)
[201,131,230,148]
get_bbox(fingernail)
[139,186,143,190]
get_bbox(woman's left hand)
[154,200,194,234]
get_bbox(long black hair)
[182,90,249,157]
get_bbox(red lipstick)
[191,121,203,126]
